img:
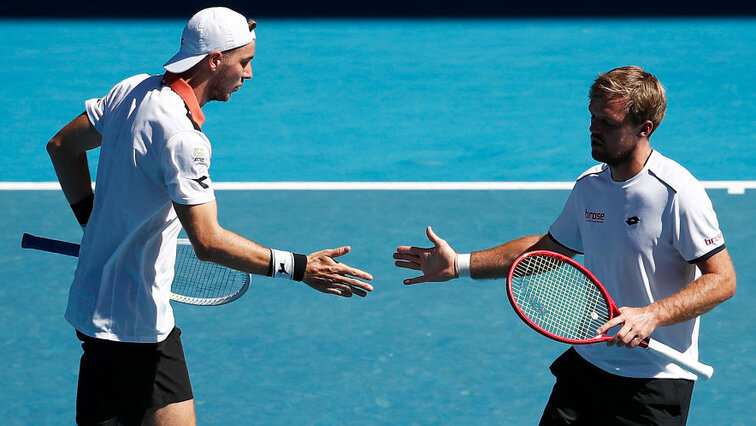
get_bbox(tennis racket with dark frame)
[507,249,714,380]
[21,233,251,306]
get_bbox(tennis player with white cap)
[47,7,373,425]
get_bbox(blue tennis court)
[1,18,754,425]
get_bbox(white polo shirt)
[549,150,725,380]
[65,73,215,343]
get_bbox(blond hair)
[590,66,666,132]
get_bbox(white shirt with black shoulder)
[65,74,215,343]
[549,150,725,380]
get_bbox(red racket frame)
[506,250,650,348]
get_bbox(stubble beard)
[211,83,232,102]
[210,68,234,102]
[591,140,636,167]
[591,137,637,166]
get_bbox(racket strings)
[172,244,249,305]
[511,255,610,341]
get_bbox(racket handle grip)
[21,233,80,257]
[645,338,714,380]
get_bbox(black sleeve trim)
[688,244,726,264]
[547,232,583,255]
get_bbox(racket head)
[507,250,617,345]
[170,239,252,306]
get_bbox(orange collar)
[163,73,205,128]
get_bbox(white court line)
[1,181,754,194]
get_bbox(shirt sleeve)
[84,74,151,134]
[671,184,725,263]
[84,97,107,133]
[548,185,584,254]
[161,131,216,206]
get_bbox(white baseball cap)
[163,7,256,74]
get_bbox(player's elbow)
[711,269,737,308]
[193,250,213,262]
[190,240,215,262]
[187,231,224,262]
[46,136,64,158]
[702,249,737,305]
[722,270,736,301]
[46,133,80,162]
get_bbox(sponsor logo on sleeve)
[190,176,210,189]
[192,147,207,163]
[704,232,723,246]
[625,216,640,226]
[585,209,605,223]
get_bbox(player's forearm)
[174,201,273,276]
[648,267,736,327]
[190,227,272,276]
[47,141,93,204]
[470,235,544,279]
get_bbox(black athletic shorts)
[75,327,193,426]
[539,347,694,426]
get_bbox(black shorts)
[540,347,694,426]
[75,327,193,426]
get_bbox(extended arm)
[393,227,577,284]
[468,233,575,279]
[598,248,736,347]
[173,201,374,297]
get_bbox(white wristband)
[270,249,295,280]
[457,253,471,278]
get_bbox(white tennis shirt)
[65,74,215,343]
[549,150,725,380]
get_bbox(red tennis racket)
[507,250,714,379]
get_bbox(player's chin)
[213,91,234,102]
[590,149,607,163]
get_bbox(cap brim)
[163,51,207,74]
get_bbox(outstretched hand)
[393,226,458,285]
[304,246,373,297]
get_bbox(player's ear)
[207,51,223,72]
[638,120,654,138]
